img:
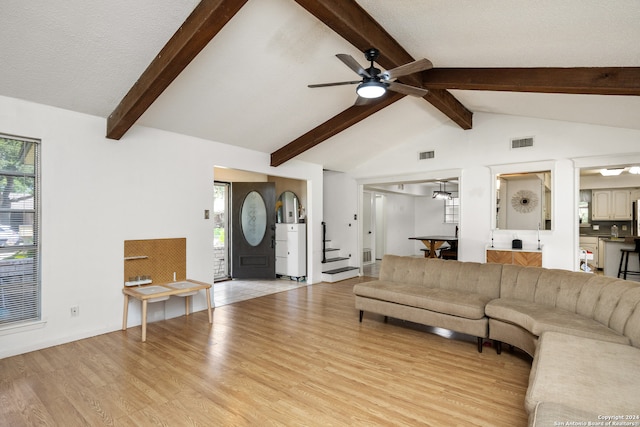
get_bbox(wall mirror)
[276,191,299,223]
[495,170,552,230]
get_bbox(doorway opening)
[362,191,387,264]
[578,163,640,275]
[214,167,308,281]
[359,172,460,270]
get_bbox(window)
[444,195,459,224]
[0,135,40,326]
[213,181,229,280]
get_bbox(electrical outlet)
[70,306,79,317]
[622,225,628,231]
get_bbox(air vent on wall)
[511,137,534,149]
[418,150,435,160]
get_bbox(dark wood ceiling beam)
[292,0,472,126]
[424,89,473,129]
[423,67,640,95]
[294,0,419,87]
[270,92,405,167]
[106,0,248,140]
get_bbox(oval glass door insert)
[241,191,267,246]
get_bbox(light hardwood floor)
[0,277,532,426]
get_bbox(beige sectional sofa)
[353,255,640,425]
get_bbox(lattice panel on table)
[124,238,187,285]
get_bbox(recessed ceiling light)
[629,166,640,174]
[600,168,624,176]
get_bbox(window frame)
[0,134,41,327]
[444,194,459,224]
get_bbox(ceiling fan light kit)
[356,81,386,98]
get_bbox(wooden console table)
[486,246,542,267]
[122,279,212,342]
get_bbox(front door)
[231,182,276,279]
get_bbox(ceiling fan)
[308,47,433,104]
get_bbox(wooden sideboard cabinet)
[486,247,542,267]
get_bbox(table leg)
[206,288,213,324]
[122,294,129,331]
[185,296,190,316]
[141,300,148,342]
[429,241,437,258]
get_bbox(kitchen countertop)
[580,234,637,240]
[601,236,638,243]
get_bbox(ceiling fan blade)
[336,54,371,78]
[387,81,429,97]
[308,80,361,88]
[382,58,433,80]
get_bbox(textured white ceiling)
[0,0,200,117]
[1,0,639,171]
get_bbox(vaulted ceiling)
[2,0,639,171]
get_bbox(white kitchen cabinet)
[275,223,306,280]
[592,189,631,220]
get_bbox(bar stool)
[617,239,640,280]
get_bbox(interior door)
[231,182,276,279]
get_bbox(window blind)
[0,134,40,326]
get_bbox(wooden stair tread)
[323,257,349,263]
[322,266,359,275]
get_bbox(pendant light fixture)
[432,181,452,200]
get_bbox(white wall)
[340,112,640,269]
[383,193,415,256]
[0,95,323,358]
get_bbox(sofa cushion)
[486,298,630,345]
[378,255,502,299]
[525,332,640,414]
[353,280,490,319]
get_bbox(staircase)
[321,222,359,282]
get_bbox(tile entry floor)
[213,277,309,307]
[213,262,384,307]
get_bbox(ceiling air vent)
[418,150,435,160]
[511,137,534,149]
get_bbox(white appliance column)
[275,223,306,281]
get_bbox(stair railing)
[322,221,327,263]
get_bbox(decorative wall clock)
[511,190,538,213]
